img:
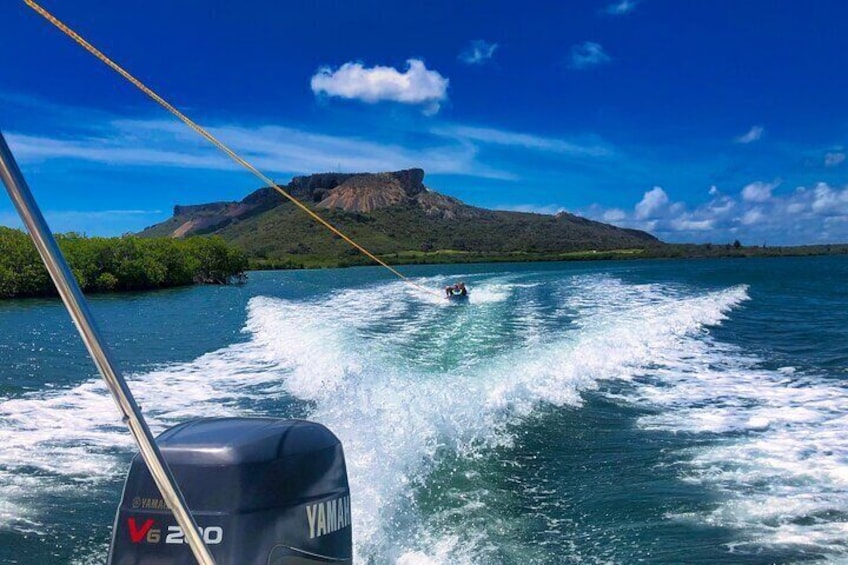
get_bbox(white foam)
[239,278,751,561]
[568,280,848,556]
[4,272,843,562]
[0,336,287,534]
[466,284,510,304]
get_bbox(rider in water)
[445,282,468,297]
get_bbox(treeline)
[649,242,848,259]
[0,227,248,299]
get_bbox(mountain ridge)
[140,168,661,266]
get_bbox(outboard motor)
[108,417,352,564]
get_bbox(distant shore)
[5,231,846,300]
[247,243,848,270]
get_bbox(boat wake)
[1,272,846,562]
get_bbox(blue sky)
[1,0,847,244]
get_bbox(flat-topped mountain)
[140,169,661,267]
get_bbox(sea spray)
[1,265,846,563]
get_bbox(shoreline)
[3,246,847,300]
[247,243,848,271]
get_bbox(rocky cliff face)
[151,168,466,235]
[168,201,255,237]
[317,173,409,213]
[314,169,459,215]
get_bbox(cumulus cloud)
[741,180,779,202]
[735,125,764,144]
[825,152,846,167]
[635,186,669,219]
[709,195,735,215]
[741,208,764,225]
[310,59,448,114]
[602,208,627,222]
[569,42,612,70]
[603,0,639,15]
[811,182,848,214]
[581,179,848,245]
[737,182,774,205]
[670,217,714,231]
[459,40,498,65]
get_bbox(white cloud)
[6,118,516,181]
[635,186,669,219]
[708,185,719,196]
[310,59,448,113]
[602,208,627,222]
[569,42,612,70]
[825,152,846,167]
[811,182,848,214]
[459,40,498,65]
[5,95,626,207]
[580,180,848,245]
[735,125,764,144]
[708,196,735,215]
[6,132,230,170]
[741,180,778,202]
[603,0,638,15]
[741,208,764,225]
[431,125,611,157]
[670,217,714,231]
[786,199,805,214]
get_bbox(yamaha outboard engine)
[108,417,352,564]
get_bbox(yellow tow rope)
[24,0,443,300]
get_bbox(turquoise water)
[1,257,847,564]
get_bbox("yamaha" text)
[306,495,351,539]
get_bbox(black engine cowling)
[107,417,352,564]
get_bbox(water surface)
[1,257,846,563]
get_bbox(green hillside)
[139,169,662,268]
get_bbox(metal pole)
[0,130,216,565]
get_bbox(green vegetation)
[650,242,848,259]
[246,240,848,271]
[138,171,666,269]
[248,248,650,270]
[0,227,248,299]
[138,172,848,272]
[193,201,660,269]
